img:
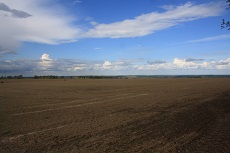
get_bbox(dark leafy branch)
[221,0,230,30]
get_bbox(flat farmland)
[1,78,230,152]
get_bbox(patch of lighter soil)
[12,93,148,116]
[21,93,133,109]
[1,123,79,143]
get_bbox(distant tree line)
[76,76,127,79]
[0,75,64,79]
[34,75,59,79]
[33,75,125,79]
[1,75,230,80]
[0,75,24,79]
[33,75,128,79]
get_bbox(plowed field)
[1,78,230,152]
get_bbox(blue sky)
[0,0,230,76]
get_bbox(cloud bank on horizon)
[0,0,229,75]
[0,54,230,76]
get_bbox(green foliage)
[34,75,58,79]
[221,19,230,30]
[222,0,230,30]
[0,75,23,79]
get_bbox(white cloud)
[94,60,131,71]
[188,34,230,43]
[102,61,112,69]
[0,1,225,55]
[39,54,53,69]
[85,16,98,26]
[177,58,227,69]
[135,62,172,70]
[73,0,81,4]
[40,54,51,61]
[85,2,224,38]
[0,0,83,55]
[74,67,84,71]
[173,58,199,69]
[0,0,226,57]
[94,61,112,70]
[161,58,213,69]
[71,64,86,71]
[215,58,230,69]
[219,58,230,65]
[135,57,229,70]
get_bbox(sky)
[0,0,230,76]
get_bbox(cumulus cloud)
[40,54,51,61]
[102,61,112,69]
[172,58,222,69]
[137,61,171,70]
[215,58,230,69]
[136,57,230,70]
[85,2,224,38]
[39,54,53,70]
[0,55,230,76]
[219,58,230,65]
[173,58,200,69]
[94,60,132,71]
[74,64,86,71]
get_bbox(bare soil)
[0,78,230,152]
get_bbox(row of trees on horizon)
[0,75,127,79]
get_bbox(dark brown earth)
[0,78,230,153]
